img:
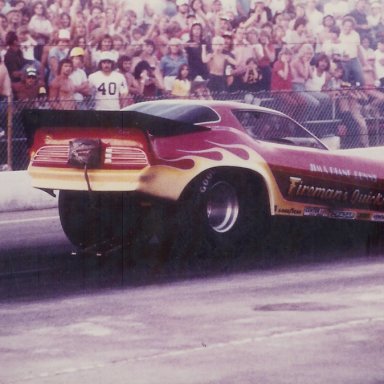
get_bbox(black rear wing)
[22,109,210,145]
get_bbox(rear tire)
[58,190,127,248]
[170,170,269,262]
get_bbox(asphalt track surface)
[1,209,384,384]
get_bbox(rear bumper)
[28,164,197,201]
[28,166,145,192]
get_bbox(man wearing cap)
[88,51,128,110]
[6,7,22,32]
[13,66,40,101]
[47,29,71,84]
[69,47,90,110]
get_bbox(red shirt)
[271,60,293,91]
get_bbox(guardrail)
[1,90,383,171]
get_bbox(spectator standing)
[243,1,270,30]
[18,26,37,64]
[291,43,320,121]
[360,35,375,72]
[185,22,209,80]
[4,31,27,92]
[117,54,140,99]
[0,13,8,46]
[257,29,275,91]
[171,0,190,30]
[49,58,76,110]
[171,63,191,97]
[0,58,11,138]
[190,75,212,99]
[91,34,119,70]
[72,34,92,74]
[69,46,90,109]
[305,0,323,35]
[202,35,237,94]
[368,1,383,32]
[88,51,128,110]
[87,5,105,35]
[285,17,313,54]
[27,2,53,44]
[134,59,163,100]
[190,0,209,29]
[160,37,188,92]
[322,25,344,70]
[232,25,253,68]
[305,53,332,119]
[241,57,264,93]
[323,0,350,24]
[374,38,384,88]
[373,10,384,42]
[339,16,365,86]
[347,0,370,38]
[6,7,22,32]
[47,29,71,84]
[360,67,384,117]
[271,24,286,61]
[326,64,369,147]
[12,65,40,102]
[131,39,160,74]
[114,12,132,37]
[112,34,126,57]
[57,12,72,33]
[316,14,336,52]
[270,47,303,120]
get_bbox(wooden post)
[6,95,12,170]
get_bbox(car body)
[26,100,384,252]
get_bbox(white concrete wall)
[0,171,57,212]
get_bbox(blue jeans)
[292,83,320,121]
[341,57,364,86]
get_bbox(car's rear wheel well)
[179,167,270,209]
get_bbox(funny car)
[25,100,384,254]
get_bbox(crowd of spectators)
[0,0,384,144]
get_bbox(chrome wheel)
[206,181,239,233]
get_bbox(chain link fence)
[1,90,384,171]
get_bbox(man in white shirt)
[69,47,89,110]
[374,38,384,87]
[339,16,364,86]
[88,51,129,110]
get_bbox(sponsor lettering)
[309,163,377,183]
[288,177,384,207]
[276,207,302,215]
[329,210,356,220]
[288,177,348,202]
[303,207,328,217]
[372,213,384,222]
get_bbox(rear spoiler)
[22,109,210,145]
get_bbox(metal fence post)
[7,95,13,170]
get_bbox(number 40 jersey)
[88,70,128,110]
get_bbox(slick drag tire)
[58,190,125,248]
[170,170,269,265]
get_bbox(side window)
[233,110,326,149]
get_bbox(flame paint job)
[28,100,384,222]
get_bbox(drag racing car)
[25,100,384,255]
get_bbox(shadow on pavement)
[0,218,381,302]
